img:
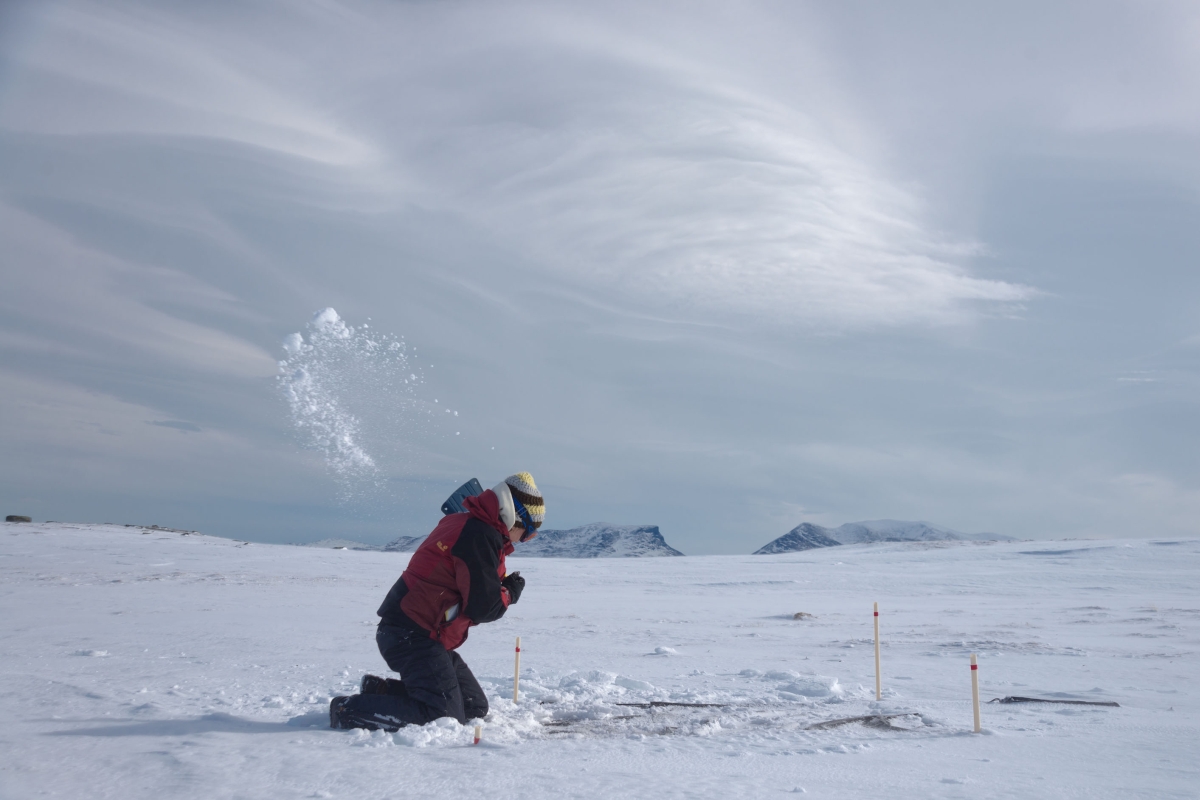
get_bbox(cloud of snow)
[277,308,427,502]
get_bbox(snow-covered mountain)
[516,523,685,558]
[301,525,684,557]
[379,535,424,552]
[752,523,843,554]
[754,519,1012,554]
[833,519,1010,544]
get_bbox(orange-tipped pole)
[513,636,521,703]
[970,654,981,733]
[473,724,481,745]
[873,602,882,701]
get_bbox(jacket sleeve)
[451,518,510,624]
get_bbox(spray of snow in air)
[278,308,436,502]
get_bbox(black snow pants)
[340,622,488,729]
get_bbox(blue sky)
[1,0,1197,552]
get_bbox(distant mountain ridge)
[753,523,842,554]
[516,523,684,558]
[299,524,684,558]
[755,519,1012,554]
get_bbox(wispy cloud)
[1,2,375,167]
[1,0,1034,330]
[365,8,1035,328]
[149,420,202,433]
[439,83,1028,327]
[0,204,277,378]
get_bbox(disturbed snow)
[1,522,1196,799]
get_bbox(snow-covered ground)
[1,522,1196,799]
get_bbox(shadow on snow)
[46,711,328,737]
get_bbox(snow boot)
[361,674,409,696]
[360,674,387,695]
[330,696,358,729]
[329,695,406,732]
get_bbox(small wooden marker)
[873,602,882,701]
[473,724,481,745]
[513,636,521,703]
[970,653,981,733]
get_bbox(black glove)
[502,571,525,605]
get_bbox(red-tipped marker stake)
[513,636,521,703]
[970,653,981,733]
[873,602,882,701]
[473,724,481,745]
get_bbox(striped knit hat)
[504,472,545,530]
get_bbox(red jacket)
[377,490,515,650]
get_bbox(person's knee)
[371,633,468,724]
[450,653,487,720]
[401,670,467,723]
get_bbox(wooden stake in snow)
[873,602,882,701]
[473,724,481,745]
[970,653,981,733]
[513,636,521,703]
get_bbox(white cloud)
[2,0,1034,330]
[1,2,375,167]
[0,203,277,378]
[369,10,1034,328]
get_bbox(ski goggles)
[512,497,538,542]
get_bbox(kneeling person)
[330,473,543,731]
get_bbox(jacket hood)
[464,489,509,537]
[491,481,516,530]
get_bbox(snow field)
[1,522,1197,799]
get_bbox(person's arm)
[451,518,510,624]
